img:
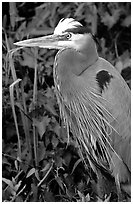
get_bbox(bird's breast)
[54,48,99,101]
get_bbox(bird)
[14,18,131,199]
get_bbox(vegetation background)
[2,2,131,202]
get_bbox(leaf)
[121,15,131,27]
[115,60,123,73]
[77,190,85,202]
[15,196,23,202]
[44,191,55,202]
[51,135,59,148]
[35,170,40,181]
[33,116,50,139]
[15,21,26,40]
[2,177,21,196]
[96,193,111,202]
[53,123,60,137]
[63,152,71,166]
[41,162,51,172]
[45,102,58,116]
[13,180,22,192]
[37,142,46,162]
[14,160,19,171]
[85,193,90,202]
[75,3,85,16]
[9,78,22,158]
[71,158,82,174]
[101,9,121,29]
[104,194,111,202]
[2,157,11,166]
[38,163,53,187]
[9,2,17,30]
[20,51,35,68]
[96,196,104,202]
[120,51,131,69]
[55,177,65,191]
[26,168,36,178]
[2,178,14,189]
[31,183,38,201]
[115,51,131,73]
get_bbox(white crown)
[54,18,82,35]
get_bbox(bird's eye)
[66,33,72,39]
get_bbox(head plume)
[54,18,83,35]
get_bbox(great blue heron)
[15,18,131,199]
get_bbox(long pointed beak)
[14,34,65,49]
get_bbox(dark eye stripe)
[64,26,92,34]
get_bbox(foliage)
[2,2,130,202]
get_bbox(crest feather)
[54,18,82,34]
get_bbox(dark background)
[2,2,131,202]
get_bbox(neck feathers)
[54,34,98,84]
[78,34,98,68]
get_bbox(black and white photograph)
[2,2,131,202]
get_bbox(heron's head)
[14,18,96,51]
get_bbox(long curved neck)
[76,41,98,75]
[56,36,98,78]
[78,35,99,74]
[54,36,98,98]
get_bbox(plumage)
[54,47,131,175]
[96,70,113,93]
[54,18,82,34]
[15,18,131,198]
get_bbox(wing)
[90,57,131,172]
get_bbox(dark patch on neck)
[96,70,113,93]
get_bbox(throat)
[56,46,98,77]
[78,36,99,73]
